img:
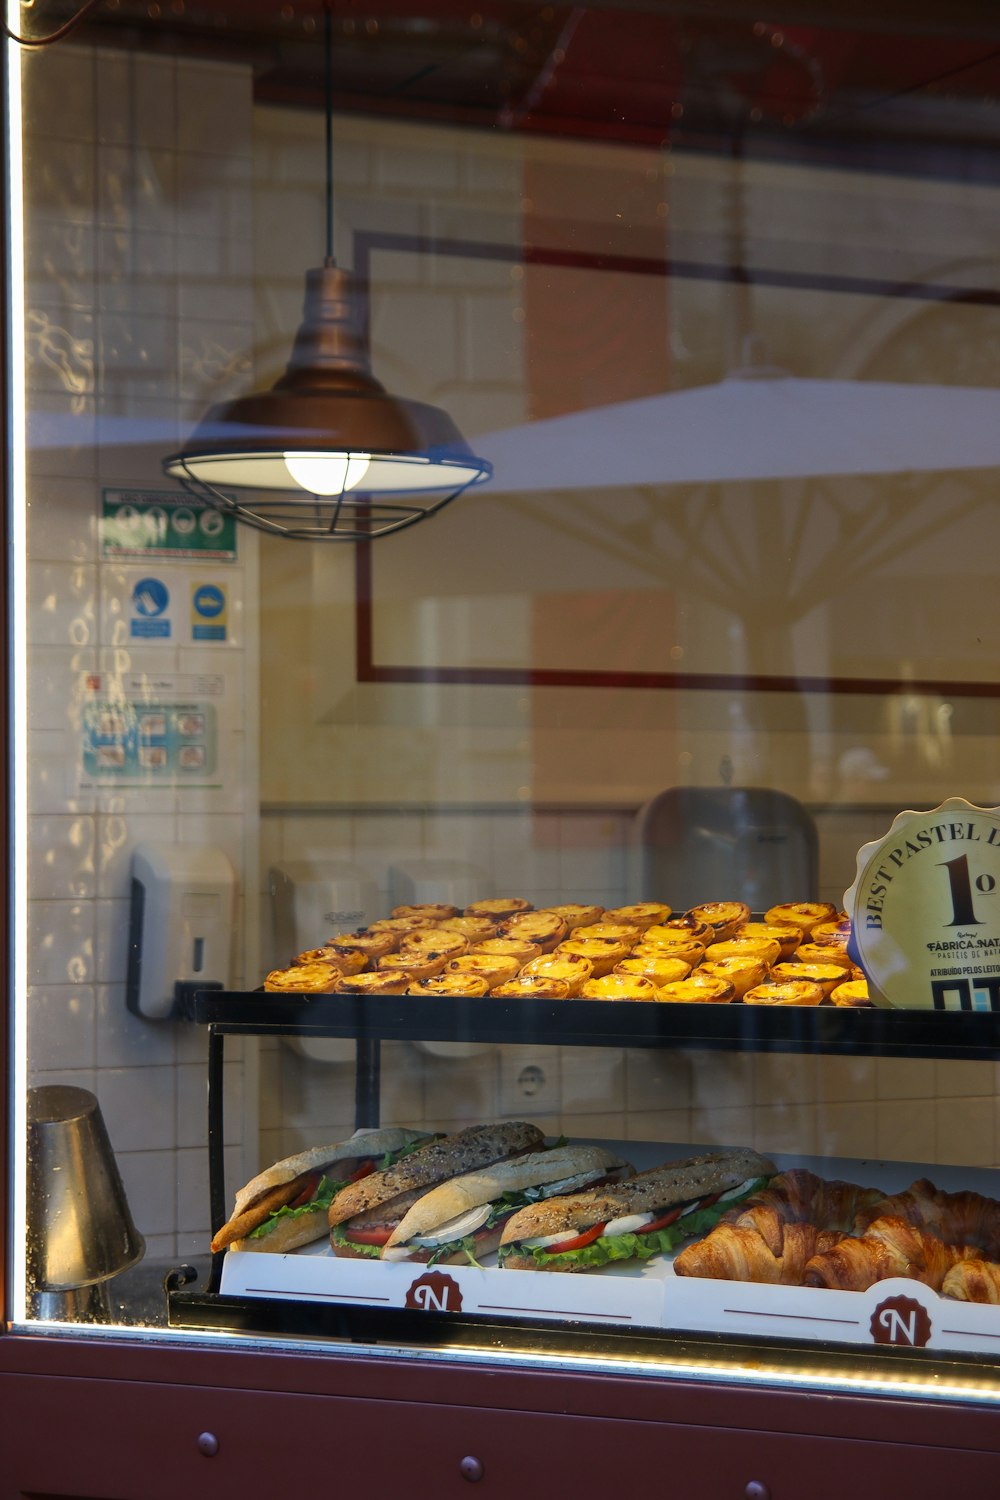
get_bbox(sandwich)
[380,1144,632,1266]
[210,1126,432,1254]
[328,1119,545,1259]
[498,1146,775,1272]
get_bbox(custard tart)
[602,902,672,931]
[657,975,736,1004]
[579,973,659,1003]
[553,935,632,978]
[742,979,824,1007]
[264,961,343,993]
[391,903,459,922]
[763,902,837,937]
[464,897,534,921]
[407,971,490,997]
[519,952,593,996]
[686,902,751,942]
[497,911,568,952]
[490,973,572,1000]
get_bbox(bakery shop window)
[8,0,1000,1388]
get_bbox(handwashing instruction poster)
[79,671,233,790]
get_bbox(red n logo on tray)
[405,1270,464,1313]
[870,1294,932,1347]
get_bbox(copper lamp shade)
[164,262,491,542]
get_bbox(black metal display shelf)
[192,987,1000,1060]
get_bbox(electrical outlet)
[497,1044,562,1118]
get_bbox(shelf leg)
[355,1036,381,1130]
[207,1025,227,1293]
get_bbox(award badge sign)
[845,798,1000,1011]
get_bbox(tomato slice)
[287,1170,322,1209]
[344,1225,393,1246]
[348,1160,376,1183]
[543,1222,606,1254]
[634,1205,684,1234]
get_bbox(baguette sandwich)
[210,1126,432,1254]
[380,1144,632,1266]
[498,1146,776,1272]
[328,1120,545,1260]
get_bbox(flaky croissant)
[674,1221,844,1285]
[941,1259,1000,1303]
[721,1168,884,1236]
[853,1178,1000,1258]
[803,1214,978,1292]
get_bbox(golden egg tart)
[770,961,849,999]
[290,946,340,967]
[497,911,568,952]
[464,897,534,921]
[632,939,705,970]
[698,955,769,999]
[580,973,659,1002]
[367,917,429,938]
[763,902,837,937]
[644,923,713,952]
[490,974,572,1000]
[407,971,490,997]
[829,978,873,1008]
[327,931,397,961]
[738,921,802,959]
[793,942,854,971]
[653,914,716,946]
[519,952,593,996]
[336,970,412,996]
[554,936,632,978]
[686,902,752,942]
[540,903,604,930]
[658,975,736,1004]
[264,961,343,993]
[471,936,543,965]
[615,953,691,987]
[436,915,499,943]
[602,902,672,931]
[376,952,442,981]
[298,946,367,977]
[391,903,459,922]
[398,928,469,962]
[705,936,781,967]
[743,979,825,1007]
[585,921,643,948]
[445,952,522,989]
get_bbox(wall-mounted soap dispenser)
[126,843,236,1020]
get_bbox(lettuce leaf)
[329,1222,384,1259]
[498,1175,770,1271]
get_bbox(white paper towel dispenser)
[269,859,380,1064]
[126,843,236,1020]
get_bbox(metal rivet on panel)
[460,1455,485,1482]
[197,1432,219,1457]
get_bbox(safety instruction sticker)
[101,489,237,561]
[78,672,229,788]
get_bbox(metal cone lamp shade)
[164,262,491,541]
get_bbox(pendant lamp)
[163,8,491,541]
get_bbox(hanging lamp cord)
[324,0,335,265]
[4,0,105,47]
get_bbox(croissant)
[674,1221,844,1285]
[941,1259,1000,1303]
[853,1178,1000,1258]
[721,1168,884,1234]
[803,1215,978,1292]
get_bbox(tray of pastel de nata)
[193,897,1000,1057]
[194,1124,1000,1358]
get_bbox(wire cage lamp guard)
[162,7,491,541]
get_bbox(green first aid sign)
[101,489,237,560]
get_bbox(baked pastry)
[632,938,705,970]
[444,952,522,989]
[554,935,632,977]
[738,921,801,959]
[942,1261,1000,1303]
[334,969,411,996]
[803,1215,977,1292]
[579,973,659,1002]
[657,974,736,1004]
[376,951,441,981]
[742,979,824,1007]
[722,1167,885,1235]
[828,978,872,1008]
[497,911,568,952]
[698,955,769,1000]
[264,961,343,992]
[398,928,469,963]
[770,961,849,999]
[367,917,431,938]
[585,921,643,947]
[651,914,715,946]
[327,931,397,962]
[519,952,594,996]
[293,945,367,976]
[705,936,781,967]
[792,943,854,970]
[853,1178,1000,1257]
[464,897,534,921]
[614,953,691,987]
[805,927,852,952]
[602,902,672,931]
[490,973,572,1000]
[674,1221,845,1285]
[391,903,459,922]
[407,972,490,997]
[436,915,498,943]
[471,936,543,965]
[686,902,751,942]
[540,903,604,929]
[763,902,837,937]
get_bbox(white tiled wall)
[23,46,259,1258]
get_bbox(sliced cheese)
[409,1203,492,1246]
[603,1212,654,1238]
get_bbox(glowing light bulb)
[283,451,371,494]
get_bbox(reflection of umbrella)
[473,373,1000,491]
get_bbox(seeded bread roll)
[328,1120,546,1227]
